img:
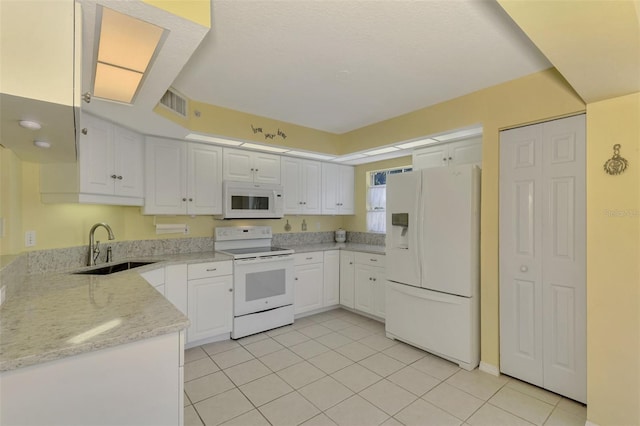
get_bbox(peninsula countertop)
[0,251,233,372]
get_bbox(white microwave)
[221,181,284,219]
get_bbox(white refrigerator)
[385,165,480,370]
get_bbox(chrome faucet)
[88,223,115,266]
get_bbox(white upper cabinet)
[144,137,222,215]
[413,137,481,169]
[281,157,322,215]
[40,114,144,205]
[321,163,355,215]
[223,148,280,184]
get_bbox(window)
[366,166,412,233]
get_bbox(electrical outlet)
[25,230,36,247]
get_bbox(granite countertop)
[283,242,385,255]
[0,245,382,373]
[0,251,233,373]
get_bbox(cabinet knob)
[349,262,353,265]
[255,169,259,172]
[81,128,88,135]
[111,174,117,179]
[251,168,254,171]
[520,265,528,273]
[448,157,452,161]
[117,175,123,180]
[443,158,447,161]
[189,198,193,202]
[373,278,377,281]
[228,288,233,292]
[369,277,372,281]
[295,277,299,281]
[182,198,187,202]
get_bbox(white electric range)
[215,226,294,339]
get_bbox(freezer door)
[421,165,480,297]
[385,172,421,287]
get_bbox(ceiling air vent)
[159,88,187,117]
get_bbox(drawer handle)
[206,268,217,272]
[306,257,313,260]
[295,277,299,280]
[370,258,377,262]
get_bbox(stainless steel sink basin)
[74,261,157,275]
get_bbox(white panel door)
[339,251,355,308]
[253,152,281,183]
[337,165,355,214]
[412,144,448,169]
[187,143,222,215]
[187,276,232,342]
[79,114,114,195]
[354,264,374,315]
[281,157,302,213]
[114,126,144,198]
[500,123,544,387]
[323,250,340,306]
[294,263,324,314]
[144,138,186,215]
[321,163,340,214]
[223,148,253,182]
[302,160,322,214]
[500,115,586,403]
[449,137,482,167]
[541,114,586,403]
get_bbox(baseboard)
[479,361,500,376]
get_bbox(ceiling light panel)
[285,151,336,160]
[364,147,400,156]
[94,63,143,103]
[185,133,244,146]
[242,143,290,153]
[98,8,164,72]
[333,154,367,162]
[433,127,482,142]
[395,138,438,149]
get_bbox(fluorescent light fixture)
[432,127,482,142]
[34,140,51,149]
[364,147,400,156]
[242,143,290,153]
[395,138,438,149]
[185,133,243,146]
[333,154,367,162]
[93,7,165,103]
[19,120,41,130]
[286,151,336,161]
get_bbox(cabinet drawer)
[293,251,323,266]
[188,261,232,279]
[355,252,386,268]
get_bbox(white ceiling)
[172,0,552,134]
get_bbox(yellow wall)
[142,0,211,28]
[0,147,23,256]
[586,92,640,426]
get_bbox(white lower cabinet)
[352,253,386,319]
[187,262,233,344]
[339,251,355,308]
[294,252,324,315]
[162,261,233,345]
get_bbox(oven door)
[233,255,294,317]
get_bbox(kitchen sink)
[74,261,157,275]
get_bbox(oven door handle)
[234,255,293,265]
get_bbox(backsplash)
[26,237,213,274]
[6,231,385,275]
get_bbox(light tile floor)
[184,308,586,426]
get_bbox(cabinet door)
[294,263,324,314]
[281,157,302,214]
[187,143,223,215]
[302,160,322,214]
[449,137,482,167]
[144,138,186,215]
[412,144,448,169]
[340,251,355,308]
[79,114,115,195]
[113,126,144,198]
[372,267,386,319]
[354,264,374,315]
[165,264,188,316]
[323,250,340,307]
[223,148,253,182]
[187,276,233,342]
[321,163,339,214]
[253,152,281,183]
[337,165,354,214]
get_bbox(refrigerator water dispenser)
[390,213,409,249]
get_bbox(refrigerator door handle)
[415,174,424,284]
